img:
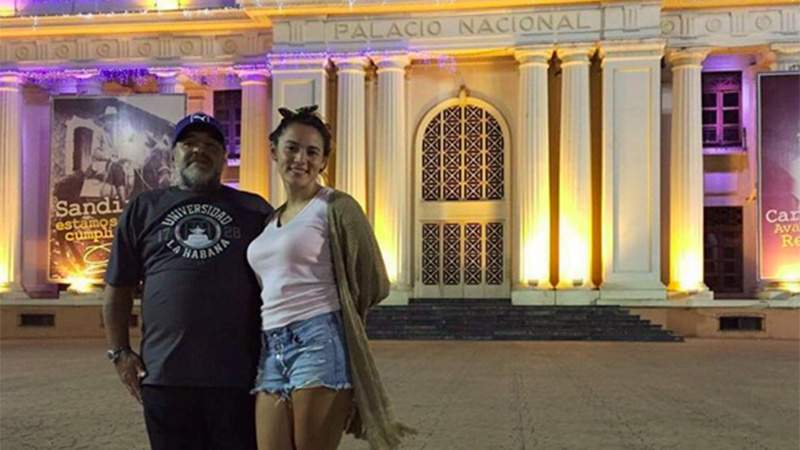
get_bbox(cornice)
[1,2,797,71]
[0,9,257,39]
[661,5,800,47]
[0,30,273,70]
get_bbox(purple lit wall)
[702,54,758,202]
[7,0,237,16]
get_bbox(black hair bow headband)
[278,105,319,119]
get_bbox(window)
[704,207,744,295]
[702,72,743,148]
[421,104,505,202]
[213,90,242,159]
[20,314,55,327]
[719,316,764,332]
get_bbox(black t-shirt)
[105,186,273,388]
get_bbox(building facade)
[1,0,798,339]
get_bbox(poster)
[49,95,186,283]
[758,73,800,281]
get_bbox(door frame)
[413,94,512,299]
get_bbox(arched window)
[421,104,505,202]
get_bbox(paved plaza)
[1,338,798,450]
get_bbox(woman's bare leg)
[255,392,294,450]
[291,388,353,450]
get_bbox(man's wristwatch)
[106,346,130,363]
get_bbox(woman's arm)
[334,193,390,313]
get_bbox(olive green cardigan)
[326,190,415,449]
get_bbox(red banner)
[758,73,800,281]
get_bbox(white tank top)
[247,187,340,331]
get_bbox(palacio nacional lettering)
[331,13,594,41]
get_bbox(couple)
[102,108,413,450]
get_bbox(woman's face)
[273,123,327,191]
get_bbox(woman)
[248,106,414,450]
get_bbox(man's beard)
[176,164,221,190]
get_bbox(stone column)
[332,56,369,210]
[556,45,596,303]
[21,84,57,298]
[185,84,212,115]
[372,53,410,305]
[269,56,331,206]
[666,47,713,297]
[236,68,270,200]
[512,46,555,305]
[152,69,185,94]
[771,43,800,71]
[598,40,668,302]
[74,70,103,96]
[0,73,24,296]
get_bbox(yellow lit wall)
[0,263,9,292]
[670,244,704,292]
[521,225,550,286]
[375,227,399,283]
[558,218,592,287]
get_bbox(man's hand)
[114,350,147,403]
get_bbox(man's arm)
[103,285,146,403]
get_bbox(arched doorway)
[415,93,511,299]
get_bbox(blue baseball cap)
[171,113,226,149]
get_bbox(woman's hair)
[269,105,334,157]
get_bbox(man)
[102,113,272,450]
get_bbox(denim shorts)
[252,310,352,400]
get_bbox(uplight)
[0,0,14,17]
[66,277,96,294]
[155,0,180,11]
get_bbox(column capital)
[269,54,330,72]
[67,69,101,80]
[151,68,186,94]
[770,42,800,71]
[0,72,24,90]
[234,66,270,85]
[371,53,410,71]
[598,39,665,64]
[770,42,800,57]
[556,44,596,66]
[332,55,370,74]
[514,46,554,67]
[149,68,182,79]
[666,47,712,69]
[69,69,103,95]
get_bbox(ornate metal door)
[415,95,510,298]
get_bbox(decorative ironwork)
[485,115,504,200]
[421,102,505,202]
[422,223,440,286]
[442,223,461,285]
[420,221,505,289]
[464,223,482,285]
[422,116,441,201]
[464,106,482,200]
[485,222,504,285]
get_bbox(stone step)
[364,302,682,342]
[367,333,683,342]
